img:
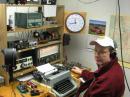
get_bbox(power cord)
[117,0,130,92]
[11,49,17,97]
[11,80,16,97]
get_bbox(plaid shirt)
[76,58,125,97]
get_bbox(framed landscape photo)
[89,19,106,36]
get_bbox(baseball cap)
[90,36,115,48]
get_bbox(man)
[71,36,125,97]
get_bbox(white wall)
[57,0,130,96]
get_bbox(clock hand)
[69,19,77,24]
[69,23,75,24]
[69,21,76,24]
[74,19,77,24]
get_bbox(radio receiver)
[27,0,40,4]
[7,0,15,4]
[14,56,33,71]
[15,12,43,28]
[41,0,57,5]
[38,45,60,65]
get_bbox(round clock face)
[65,13,85,33]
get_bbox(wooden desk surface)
[0,81,56,97]
[0,68,91,97]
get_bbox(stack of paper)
[36,63,57,76]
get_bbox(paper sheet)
[43,5,56,17]
[36,63,57,75]
[16,74,33,82]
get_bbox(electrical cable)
[18,32,22,41]
[11,50,16,97]
[117,0,130,92]
[112,0,118,39]
[27,31,30,41]
[78,0,102,4]
[11,81,16,97]
[24,31,28,41]
[21,32,25,40]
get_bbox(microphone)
[1,48,16,81]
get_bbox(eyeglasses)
[94,49,110,55]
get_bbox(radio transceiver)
[15,12,43,28]
[27,0,56,5]
[38,45,60,65]
[14,56,33,71]
[7,0,15,4]
[41,0,57,5]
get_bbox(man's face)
[94,44,111,66]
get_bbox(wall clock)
[65,13,85,33]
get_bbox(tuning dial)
[21,63,26,68]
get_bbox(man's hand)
[71,66,83,75]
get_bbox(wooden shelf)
[7,24,63,33]
[13,66,36,78]
[0,4,64,85]
[6,4,64,7]
[6,4,43,7]
[17,40,62,53]
[13,59,62,78]
[50,59,62,64]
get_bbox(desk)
[0,68,91,97]
[0,81,55,97]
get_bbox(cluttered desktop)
[0,49,81,97]
[0,47,89,97]
[0,62,81,97]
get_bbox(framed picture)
[89,19,106,36]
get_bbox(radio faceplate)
[7,0,15,4]
[38,45,60,65]
[41,0,57,5]
[39,53,59,65]
[15,12,43,28]
[14,56,33,71]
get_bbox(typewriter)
[33,63,78,97]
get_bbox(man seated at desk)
[71,36,125,97]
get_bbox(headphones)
[109,40,117,59]
[110,49,117,59]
